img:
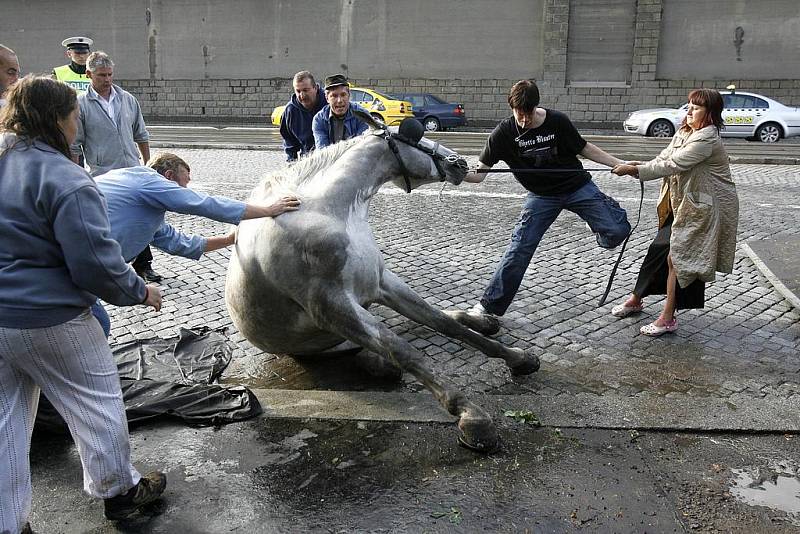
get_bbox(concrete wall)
[658,0,800,80]
[0,0,148,79]
[1,0,798,126]
[4,0,544,80]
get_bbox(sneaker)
[104,471,167,520]
[136,267,163,283]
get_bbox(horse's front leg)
[307,291,500,453]
[378,270,539,376]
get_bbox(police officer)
[53,36,93,94]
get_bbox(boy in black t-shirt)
[460,80,631,320]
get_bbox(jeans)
[480,181,630,315]
[90,300,111,338]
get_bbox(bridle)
[377,129,467,193]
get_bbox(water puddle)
[729,466,800,525]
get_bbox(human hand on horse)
[244,196,301,219]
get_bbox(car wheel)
[647,119,675,138]
[423,117,440,132]
[755,122,781,143]
[370,113,386,125]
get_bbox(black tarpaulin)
[36,327,262,432]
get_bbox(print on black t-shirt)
[480,109,592,196]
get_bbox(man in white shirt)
[71,51,158,279]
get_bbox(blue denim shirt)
[312,103,369,149]
[96,166,246,262]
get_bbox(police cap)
[61,36,93,51]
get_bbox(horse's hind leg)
[307,293,500,453]
[378,270,539,376]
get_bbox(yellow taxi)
[271,85,414,126]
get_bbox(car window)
[424,95,444,106]
[351,90,373,106]
[753,97,769,109]
[725,94,750,109]
[408,95,425,108]
[370,89,393,100]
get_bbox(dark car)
[392,93,466,131]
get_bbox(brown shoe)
[104,471,167,520]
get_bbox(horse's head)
[356,111,468,193]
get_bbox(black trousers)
[633,215,705,310]
[131,245,153,272]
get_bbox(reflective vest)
[53,65,90,94]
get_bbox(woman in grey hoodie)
[0,76,166,534]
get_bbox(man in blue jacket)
[91,152,300,336]
[312,74,368,149]
[279,70,326,162]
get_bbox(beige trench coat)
[638,125,739,288]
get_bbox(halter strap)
[386,136,414,193]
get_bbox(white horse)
[225,116,539,452]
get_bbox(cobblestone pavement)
[107,149,800,409]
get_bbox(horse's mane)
[262,136,365,192]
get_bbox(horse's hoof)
[458,433,502,454]
[445,310,501,337]
[457,415,500,454]
[509,351,540,376]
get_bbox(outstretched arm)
[242,196,301,219]
[463,162,492,183]
[580,142,623,168]
[203,230,236,252]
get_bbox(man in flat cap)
[53,36,93,94]
[312,74,368,149]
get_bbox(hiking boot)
[104,471,167,520]
[136,267,163,283]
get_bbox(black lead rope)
[597,179,645,307]
[476,168,612,174]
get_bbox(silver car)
[623,90,800,143]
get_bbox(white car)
[623,91,800,143]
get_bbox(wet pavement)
[26,147,800,532]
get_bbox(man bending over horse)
[90,152,300,336]
[461,79,630,320]
[280,70,326,162]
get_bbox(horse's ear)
[352,107,385,131]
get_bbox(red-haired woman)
[611,89,739,336]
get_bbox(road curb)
[252,388,800,433]
[742,242,800,310]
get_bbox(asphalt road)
[146,126,800,164]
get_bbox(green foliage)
[503,409,541,426]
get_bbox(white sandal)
[611,302,643,318]
[640,318,677,337]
